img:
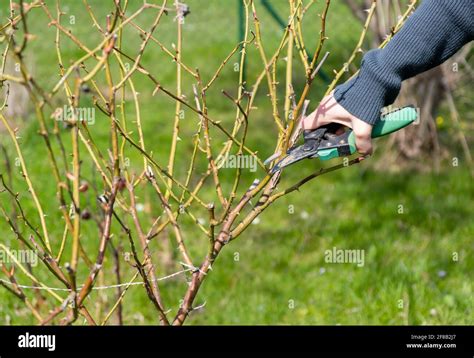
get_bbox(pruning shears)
[268,106,418,174]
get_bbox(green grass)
[0,0,472,325]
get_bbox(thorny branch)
[0,0,420,325]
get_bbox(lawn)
[0,0,472,325]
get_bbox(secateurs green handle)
[270,106,418,173]
[316,106,418,161]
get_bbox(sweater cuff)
[333,50,401,126]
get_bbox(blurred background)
[0,0,472,325]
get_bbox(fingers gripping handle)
[316,106,418,161]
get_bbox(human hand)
[302,93,374,156]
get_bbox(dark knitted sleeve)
[333,0,474,125]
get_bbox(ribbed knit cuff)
[334,53,401,125]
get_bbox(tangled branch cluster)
[0,0,415,325]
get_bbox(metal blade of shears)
[269,124,339,174]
